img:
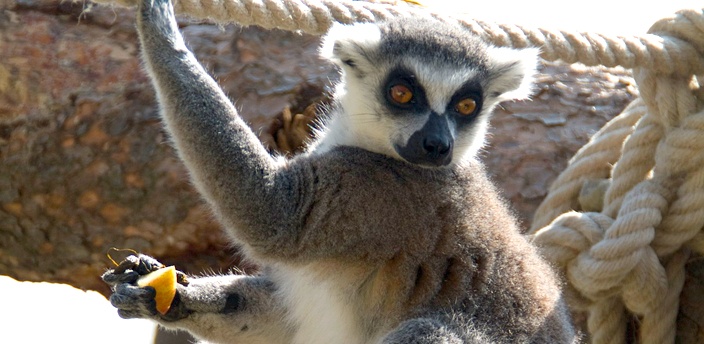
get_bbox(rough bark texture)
[1,1,702,342]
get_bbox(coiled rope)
[87,0,704,342]
[528,8,704,343]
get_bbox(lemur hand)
[102,254,190,322]
[138,0,177,28]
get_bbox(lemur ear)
[320,22,382,73]
[485,47,539,102]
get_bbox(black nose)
[394,114,454,167]
[422,136,451,159]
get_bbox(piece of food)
[137,265,177,315]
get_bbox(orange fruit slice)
[137,266,177,315]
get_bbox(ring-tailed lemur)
[102,0,577,343]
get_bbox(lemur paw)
[110,282,160,319]
[139,0,176,20]
[103,254,190,322]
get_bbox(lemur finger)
[110,293,139,310]
[133,254,165,275]
[111,295,159,318]
[102,270,140,285]
[110,284,157,308]
[176,270,190,286]
[111,255,140,274]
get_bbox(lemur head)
[319,17,537,167]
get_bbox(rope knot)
[572,180,671,314]
[646,9,704,77]
[651,109,704,256]
[634,9,704,127]
[533,211,612,309]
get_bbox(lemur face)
[378,64,485,167]
[320,17,537,167]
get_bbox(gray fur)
[378,17,490,70]
[102,0,577,342]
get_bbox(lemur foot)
[102,254,190,322]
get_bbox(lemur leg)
[137,0,311,257]
[103,255,292,344]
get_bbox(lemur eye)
[455,98,477,116]
[389,84,413,104]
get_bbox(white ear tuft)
[320,22,382,68]
[485,47,539,102]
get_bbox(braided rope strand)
[588,297,627,344]
[640,250,689,344]
[652,111,704,256]
[531,100,645,231]
[601,112,662,217]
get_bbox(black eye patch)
[447,81,483,120]
[381,67,428,114]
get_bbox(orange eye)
[389,84,413,104]
[455,98,477,116]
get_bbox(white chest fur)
[272,264,367,344]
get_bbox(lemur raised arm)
[102,0,578,342]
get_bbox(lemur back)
[102,0,578,343]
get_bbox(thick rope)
[86,0,704,77]
[639,249,689,344]
[531,100,645,230]
[88,0,704,341]
[531,8,704,344]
